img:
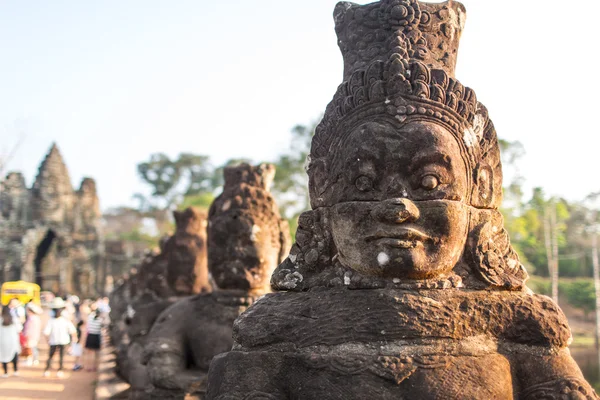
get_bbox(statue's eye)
[355,176,374,192]
[420,175,439,190]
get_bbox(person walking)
[43,299,77,378]
[7,299,25,325]
[23,303,42,366]
[70,320,84,371]
[83,304,103,372]
[0,306,22,378]
[97,297,111,324]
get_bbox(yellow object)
[1,281,41,306]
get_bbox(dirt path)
[0,341,96,400]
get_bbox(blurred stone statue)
[141,163,290,399]
[110,208,209,390]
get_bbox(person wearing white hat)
[42,299,77,378]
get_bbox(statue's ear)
[257,163,276,191]
[308,157,328,209]
[465,208,528,290]
[271,208,335,291]
[172,210,181,226]
[471,163,494,209]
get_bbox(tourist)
[0,306,22,377]
[97,297,111,324]
[70,320,84,371]
[83,304,103,372]
[43,299,77,378]
[7,298,25,325]
[23,303,42,366]
[79,299,92,324]
[64,296,76,321]
[70,295,81,322]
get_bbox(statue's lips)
[365,228,430,248]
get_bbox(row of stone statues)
[109,163,290,399]
[112,0,598,398]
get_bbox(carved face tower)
[272,0,527,291]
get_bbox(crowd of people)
[0,295,110,378]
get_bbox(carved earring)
[270,208,334,291]
[471,163,494,209]
[465,208,528,290]
[307,157,329,209]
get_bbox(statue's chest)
[285,352,513,400]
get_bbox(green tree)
[135,152,216,210]
[564,280,596,320]
[136,153,181,209]
[497,140,578,282]
[272,118,319,219]
[498,139,532,268]
[176,158,252,212]
[178,153,214,196]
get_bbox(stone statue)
[112,208,210,388]
[109,267,137,380]
[132,207,210,301]
[166,207,211,295]
[141,163,290,400]
[207,163,289,294]
[0,144,104,294]
[205,1,598,399]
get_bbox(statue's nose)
[372,198,420,224]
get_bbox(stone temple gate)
[0,143,104,298]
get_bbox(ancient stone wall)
[0,143,105,298]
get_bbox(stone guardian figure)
[141,163,290,400]
[114,207,210,392]
[205,1,598,399]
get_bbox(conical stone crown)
[31,143,75,224]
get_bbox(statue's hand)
[514,350,599,399]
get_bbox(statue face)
[329,119,470,279]
[209,213,279,291]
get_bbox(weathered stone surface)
[0,143,103,297]
[141,292,256,399]
[208,349,596,399]
[0,172,28,225]
[135,248,170,299]
[122,293,175,385]
[166,207,210,295]
[31,143,76,224]
[206,1,597,398]
[208,163,290,294]
[141,163,290,399]
[232,289,571,351]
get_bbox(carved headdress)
[273,0,528,292]
[310,0,499,210]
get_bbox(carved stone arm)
[512,349,599,399]
[142,337,187,389]
[206,351,288,400]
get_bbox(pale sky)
[2,0,599,210]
